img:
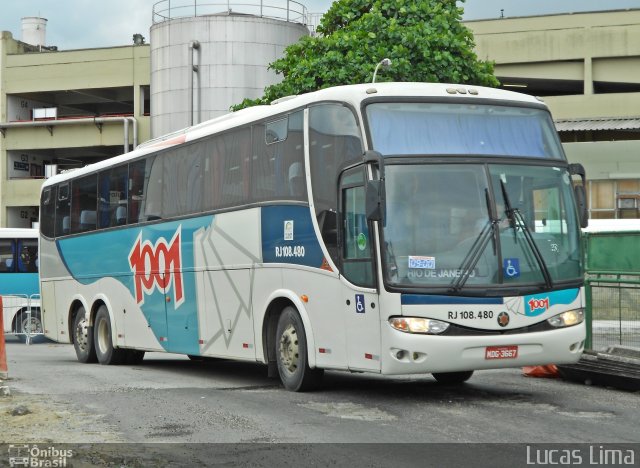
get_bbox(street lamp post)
[372,58,392,83]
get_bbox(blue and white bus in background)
[39,82,588,391]
[0,228,41,337]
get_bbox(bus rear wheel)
[94,306,126,365]
[432,370,474,385]
[73,306,97,363]
[17,309,43,335]
[275,306,323,392]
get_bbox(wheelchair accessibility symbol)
[355,294,366,314]
[503,258,520,278]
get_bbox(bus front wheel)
[94,306,126,365]
[73,307,97,363]
[432,370,474,385]
[275,306,323,392]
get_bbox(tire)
[275,306,323,392]
[124,350,145,365]
[15,308,44,343]
[432,370,474,385]
[94,305,126,365]
[17,308,43,335]
[72,307,97,363]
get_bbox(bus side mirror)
[574,185,588,229]
[569,163,588,229]
[366,179,385,222]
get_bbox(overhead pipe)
[189,40,202,126]
[127,117,138,148]
[0,116,138,154]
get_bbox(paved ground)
[1,337,639,466]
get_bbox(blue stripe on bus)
[53,206,327,356]
[0,273,39,297]
[56,216,214,355]
[523,288,580,316]
[401,295,504,305]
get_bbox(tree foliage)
[231,0,498,110]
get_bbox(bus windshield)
[366,102,564,159]
[381,163,582,292]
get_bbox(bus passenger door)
[339,167,381,372]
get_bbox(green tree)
[232,0,498,110]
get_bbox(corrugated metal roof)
[555,117,640,132]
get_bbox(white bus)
[39,82,588,390]
[1,228,41,338]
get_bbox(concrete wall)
[4,45,151,95]
[467,10,640,117]
[564,141,640,181]
[0,32,151,226]
[469,10,640,64]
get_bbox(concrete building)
[0,27,150,228]
[468,9,640,219]
[0,1,309,228]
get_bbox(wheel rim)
[21,316,42,335]
[278,323,299,374]
[97,317,109,354]
[75,317,90,352]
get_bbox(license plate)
[485,345,518,360]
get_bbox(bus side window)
[98,164,128,228]
[70,174,97,234]
[254,111,305,202]
[129,157,160,223]
[251,123,275,200]
[56,183,71,237]
[221,128,252,207]
[17,239,38,273]
[40,186,56,238]
[0,239,14,273]
[162,143,204,218]
[310,104,363,265]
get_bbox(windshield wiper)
[450,189,499,293]
[450,190,498,293]
[450,221,493,293]
[500,180,553,289]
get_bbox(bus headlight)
[389,317,450,335]
[547,309,584,328]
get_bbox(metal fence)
[583,230,640,351]
[587,276,640,350]
[1,294,42,344]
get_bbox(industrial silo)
[150,0,310,137]
[21,16,47,47]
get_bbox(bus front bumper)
[380,321,585,375]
